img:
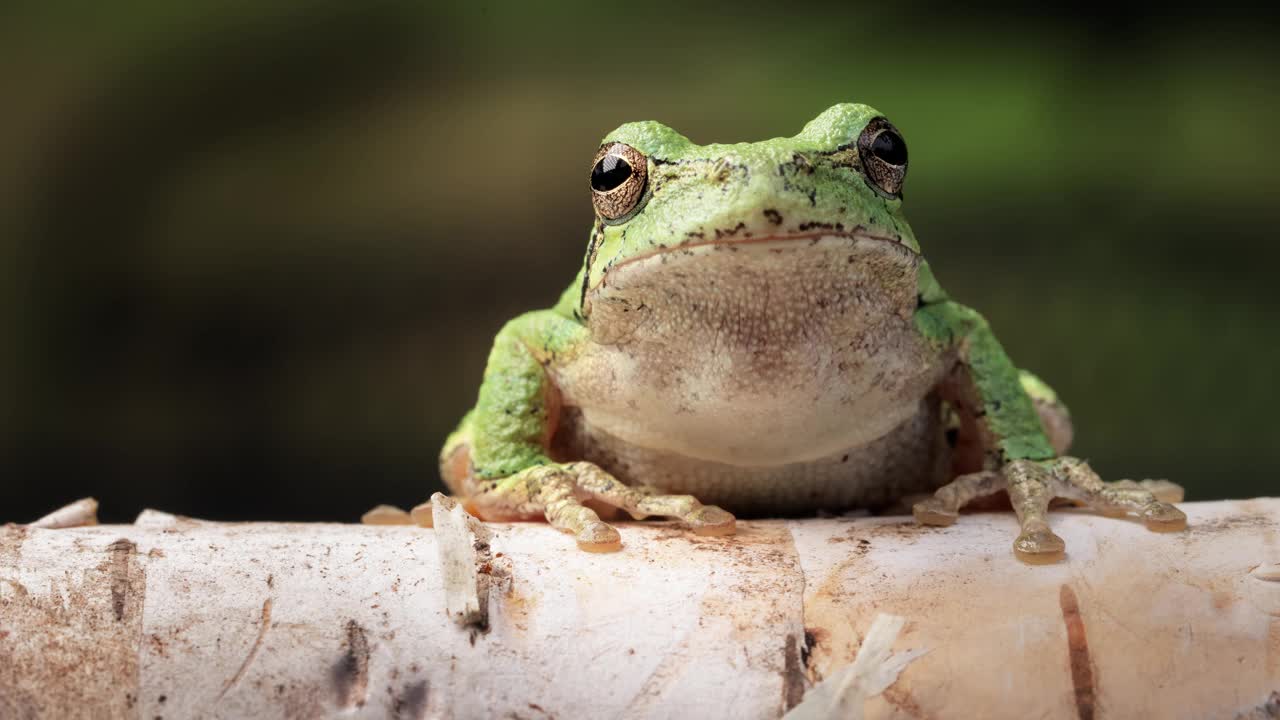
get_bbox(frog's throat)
[587,228,914,297]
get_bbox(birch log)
[1,499,1278,720]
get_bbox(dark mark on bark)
[882,684,927,719]
[526,701,554,719]
[1059,584,1096,720]
[392,680,429,720]
[801,629,817,669]
[1243,691,1280,719]
[108,539,136,622]
[1193,512,1274,535]
[332,620,371,709]
[782,634,806,710]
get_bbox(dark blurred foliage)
[2,1,1277,522]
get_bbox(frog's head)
[576,104,924,342]
[578,103,921,330]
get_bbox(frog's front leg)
[912,300,1186,562]
[441,309,735,552]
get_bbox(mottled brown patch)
[883,684,929,719]
[1192,512,1275,535]
[392,680,429,720]
[826,530,874,557]
[332,620,371,709]
[799,626,836,684]
[0,533,145,718]
[107,538,136,621]
[862,520,932,541]
[801,628,817,668]
[1059,584,1096,720]
[804,626,829,649]
[783,634,806,710]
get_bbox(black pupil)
[871,131,907,166]
[591,155,632,192]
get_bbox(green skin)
[441,103,1185,561]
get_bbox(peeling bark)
[432,494,492,631]
[28,498,98,529]
[0,499,1277,719]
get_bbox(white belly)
[556,317,943,466]
[550,398,950,515]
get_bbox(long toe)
[1013,528,1066,564]
[1142,503,1188,532]
[687,506,737,536]
[576,521,623,552]
[913,498,959,526]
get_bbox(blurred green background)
[2,2,1276,523]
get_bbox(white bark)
[1,499,1278,720]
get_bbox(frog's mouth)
[583,228,921,337]
[599,228,914,280]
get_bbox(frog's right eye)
[856,117,908,198]
[590,143,648,221]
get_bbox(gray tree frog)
[438,103,1185,563]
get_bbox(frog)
[438,103,1186,563]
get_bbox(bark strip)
[0,499,1276,719]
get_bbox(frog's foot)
[913,457,1186,564]
[565,462,736,537]
[485,462,735,552]
[1047,458,1187,532]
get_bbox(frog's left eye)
[590,143,648,221]
[856,118,908,197]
